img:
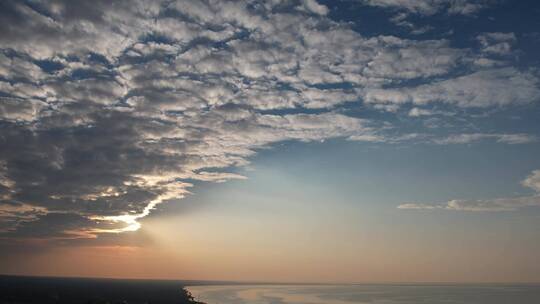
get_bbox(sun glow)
[91,178,191,233]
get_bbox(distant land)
[0,275,211,304]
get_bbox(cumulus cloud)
[0,0,538,240]
[477,32,517,55]
[364,68,540,108]
[398,169,540,211]
[522,170,540,192]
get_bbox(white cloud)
[398,197,540,212]
[434,133,537,145]
[300,0,329,15]
[477,32,517,55]
[365,68,540,108]
[522,170,540,192]
[363,38,465,80]
[496,134,538,144]
[348,134,386,142]
[408,107,433,117]
[398,169,540,211]
[362,0,493,16]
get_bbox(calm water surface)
[187,284,540,304]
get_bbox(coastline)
[0,275,201,304]
[185,289,206,304]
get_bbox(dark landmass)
[0,275,206,304]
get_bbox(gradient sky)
[1,0,540,283]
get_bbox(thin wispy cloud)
[362,0,494,16]
[434,133,537,145]
[398,170,540,211]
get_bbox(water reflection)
[187,284,540,304]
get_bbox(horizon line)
[2,273,540,286]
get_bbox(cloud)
[364,68,540,108]
[522,170,540,192]
[362,38,466,81]
[300,0,329,15]
[348,134,387,142]
[362,0,494,16]
[434,133,537,145]
[0,0,538,240]
[408,107,434,117]
[398,197,540,212]
[477,32,517,55]
[389,13,434,35]
[398,169,540,211]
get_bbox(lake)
[187,284,540,304]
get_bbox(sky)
[0,0,540,283]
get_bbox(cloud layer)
[0,0,539,239]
